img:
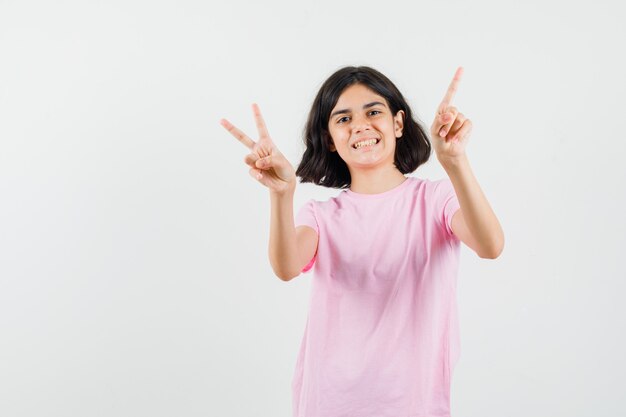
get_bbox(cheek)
[329,126,347,141]
[376,117,394,128]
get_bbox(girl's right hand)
[220,103,296,194]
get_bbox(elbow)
[269,258,297,281]
[479,235,505,259]
[278,274,296,282]
[273,268,299,282]
[269,251,302,282]
[480,247,502,259]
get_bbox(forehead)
[332,84,387,109]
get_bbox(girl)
[220,66,504,417]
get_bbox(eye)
[369,110,381,116]
[337,116,350,124]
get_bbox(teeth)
[354,139,378,149]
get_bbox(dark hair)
[295,66,432,189]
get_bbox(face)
[327,83,404,171]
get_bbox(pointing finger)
[438,66,464,114]
[255,154,272,169]
[220,118,256,150]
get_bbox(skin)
[220,66,505,259]
[430,67,505,258]
[219,103,296,195]
[326,83,407,194]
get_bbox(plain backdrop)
[1,0,625,416]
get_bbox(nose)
[351,113,371,134]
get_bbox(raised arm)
[430,67,505,259]
[220,104,315,280]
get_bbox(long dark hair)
[295,66,431,189]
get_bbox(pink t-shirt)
[292,176,462,417]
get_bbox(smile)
[352,138,380,150]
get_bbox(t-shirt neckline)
[344,176,413,200]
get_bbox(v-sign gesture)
[221,104,296,194]
[430,67,473,163]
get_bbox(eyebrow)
[330,101,387,119]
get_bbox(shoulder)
[404,175,449,190]
[401,176,446,198]
[427,177,456,199]
[428,176,453,189]
[296,191,345,218]
[410,177,459,223]
[313,189,351,210]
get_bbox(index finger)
[220,118,256,150]
[252,103,270,139]
[438,66,464,114]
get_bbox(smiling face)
[327,83,404,173]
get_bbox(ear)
[394,110,405,138]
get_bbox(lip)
[351,137,380,149]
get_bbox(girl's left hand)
[430,67,473,164]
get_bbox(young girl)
[220,66,504,417]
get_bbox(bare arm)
[220,104,315,281]
[429,67,504,259]
[268,186,319,281]
[443,155,504,259]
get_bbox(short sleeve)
[294,199,319,273]
[433,178,461,241]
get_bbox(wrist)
[270,180,296,198]
[438,153,470,171]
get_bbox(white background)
[1,0,625,416]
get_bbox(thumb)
[254,152,295,183]
[255,154,274,169]
[435,112,452,128]
[433,112,453,136]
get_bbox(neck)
[348,167,407,194]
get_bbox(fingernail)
[440,130,447,137]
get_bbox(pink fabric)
[292,176,462,417]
